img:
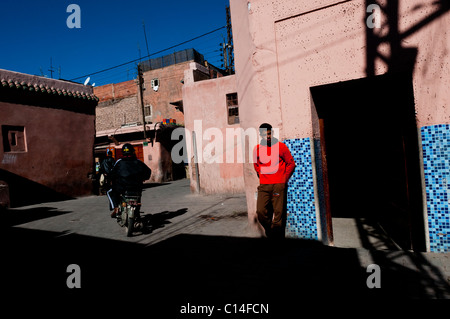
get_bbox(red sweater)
[253,140,296,184]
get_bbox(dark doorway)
[311,72,425,251]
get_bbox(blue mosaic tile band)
[421,124,450,253]
[284,138,319,240]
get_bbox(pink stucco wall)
[232,0,449,135]
[144,139,174,183]
[0,69,97,204]
[0,102,95,197]
[182,74,245,194]
[230,0,450,230]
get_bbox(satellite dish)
[92,83,96,87]
[84,77,91,85]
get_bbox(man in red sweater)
[253,123,296,239]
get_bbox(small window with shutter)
[226,93,239,125]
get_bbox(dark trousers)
[107,185,142,211]
[256,183,286,239]
[107,188,120,211]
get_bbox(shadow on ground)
[356,217,450,299]
[2,224,449,315]
[139,208,189,234]
[3,207,72,227]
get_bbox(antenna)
[137,42,142,63]
[226,6,234,74]
[84,77,91,85]
[142,20,150,58]
[48,57,55,79]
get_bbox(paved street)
[4,179,251,245]
[2,179,450,316]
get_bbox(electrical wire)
[70,26,226,82]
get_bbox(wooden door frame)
[318,118,334,246]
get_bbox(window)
[151,78,159,91]
[2,125,26,152]
[10,133,17,146]
[144,105,152,117]
[226,93,239,125]
[144,104,152,124]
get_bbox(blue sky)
[0,0,231,85]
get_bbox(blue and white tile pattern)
[284,138,319,240]
[421,124,450,252]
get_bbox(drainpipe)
[137,64,147,139]
[192,131,200,193]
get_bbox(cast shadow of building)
[3,227,449,316]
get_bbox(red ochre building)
[0,69,98,207]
